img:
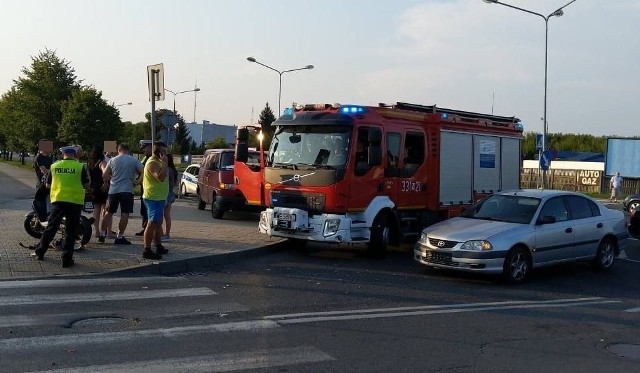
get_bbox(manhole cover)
[71,316,129,328]
[608,343,640,361]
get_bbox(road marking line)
[625,307,640,313]
[265,297,606,320]
[265,298,620,324]
[0,277,185,289]
[0,320,279,352]
[0,288,216,306]
[24,346,333,373]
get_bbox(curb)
[98,240,287,277]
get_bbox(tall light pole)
[164,88,201,145]
[246,57,314,116]
[483,0,577,188]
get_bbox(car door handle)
[597,223,603,228]
[565,227,573,233]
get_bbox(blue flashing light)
[516,122,524,131]
[282,107,294,116]
[441,113,449,120]
[340,105,366,114]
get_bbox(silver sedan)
[414,189,629,283]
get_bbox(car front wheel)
[181,183,189,197]
[592,238,616,271]
[502,247,531,284]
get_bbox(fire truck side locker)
[439,132,522,207]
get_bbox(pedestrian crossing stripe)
[23,346,334,373]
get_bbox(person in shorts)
[100,143,143,244]
[142,142,169,259]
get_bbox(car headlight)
[418,232,428,245]
[323,219,340,237]
[461,240,492,251]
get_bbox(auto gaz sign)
[577,170,601,185]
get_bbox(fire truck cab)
[246,102,523,254]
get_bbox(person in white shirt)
[609,172,623,203]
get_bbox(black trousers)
[140,196,148,228]
[35,202,82,262]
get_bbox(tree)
[59,86,123,151]
[172,115,191,155]
[206,136,229,149]
[0,49,80,152]
[121,121,151,155]
[258,102,276,149]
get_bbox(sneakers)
[31,252,44,261]
[142,250,162,260]
[62,259,75,268]
[98,235,105,243]
[160,235,171,242]
[156,244,169,255]
[134,229,145,236]
[114,236,132,245]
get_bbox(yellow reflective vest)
[49,159,85,205]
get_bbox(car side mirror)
[537,215,556,225]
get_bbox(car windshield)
[269,125,351,168]
[462,195,541,224]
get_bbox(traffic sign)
[160,111,178,127]
[540,150,552,171]
[536,134,543,151]
[147,63,165,102]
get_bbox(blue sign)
[540,150,552,171]
[536,134,543,151]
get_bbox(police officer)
[32,146,90,268]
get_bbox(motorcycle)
[23,192,95,249]
[629,205,640,239]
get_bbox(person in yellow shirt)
[32,146,90,268]
[141,142,169,259]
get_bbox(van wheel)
[211,201,225,219]
[368,213,389,257]
[197,191,206,210]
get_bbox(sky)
[1,0,639,137]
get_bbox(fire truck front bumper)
[259,207,352,243]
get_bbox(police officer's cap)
[60,146,77,155]
[139,140,152,150]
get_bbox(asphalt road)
[1,244,639,372]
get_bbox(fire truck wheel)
[368,214,390,257]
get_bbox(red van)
[197,149,263,219]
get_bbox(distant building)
[185,120,237,146]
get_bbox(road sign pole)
[151,70,157,143]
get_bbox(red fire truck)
[235,102,523,254]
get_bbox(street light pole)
[164,87,201,145]
[246,57,314,116]
[483,0,577,188]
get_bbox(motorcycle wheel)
[24,212,44,239]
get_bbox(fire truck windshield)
[269,126,351,168]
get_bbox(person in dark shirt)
[33,149,53,188]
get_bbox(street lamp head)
[305,65,314,70]
[247,57,257,63]
[483,0,498,3]
[193,88,201,92]
[551,9,564,17]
